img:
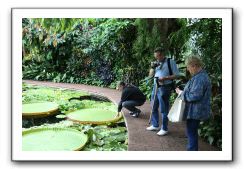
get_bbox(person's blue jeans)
[150,86,171,131]
[122,100,145,113]
[186,119,200,151]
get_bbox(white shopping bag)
[168,95,185,122]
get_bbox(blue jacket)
[181,69,211,121]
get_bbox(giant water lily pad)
[22,128,88,151]
[66,108,122,124]
[22,102,59,118]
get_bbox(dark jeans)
[122,100,145,113]
[186,119,200,151]
[151,86,171,131]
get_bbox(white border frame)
[12,8,232,161]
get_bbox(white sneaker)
[146,125,160,131]
[157,129,168,136]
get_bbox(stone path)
[23,80,219,151]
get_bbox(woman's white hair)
[185,55,203,68]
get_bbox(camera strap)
[167,58,173,76]
[167,58,176,89]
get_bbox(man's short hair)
[154,47,165,55]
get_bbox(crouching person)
[117,81,146,118]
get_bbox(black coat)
[118,85,146,112]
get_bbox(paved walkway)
[23,80,219,151]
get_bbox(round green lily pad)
[66,108,122,124]
[22,102,59,118]
[22,128,88,151]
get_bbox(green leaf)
[46,51,52,60]
[208,136,214,145]
[22,127,88,151]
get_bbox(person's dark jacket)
[118,85,146,112]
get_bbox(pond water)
[22,83,128,151]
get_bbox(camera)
[150,61,161,69]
